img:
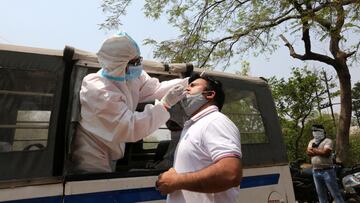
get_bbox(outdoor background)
[2,0,360,165]
[1,0,359,94]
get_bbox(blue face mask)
[125,65,143,80]
[100,65,143,81]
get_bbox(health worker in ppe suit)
[70,32,188,173]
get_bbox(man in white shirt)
[156,73,243,203]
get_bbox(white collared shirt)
[168,105,242,203]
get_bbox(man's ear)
[205,91,215,100]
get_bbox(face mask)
[312,131,325,144]
[125,65,143,80]
[101,65,143,81]
[168,103,187,128]
[180,92,208,116]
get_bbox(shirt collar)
[184,105,219,127]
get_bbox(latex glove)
[161,84,186,109]
[182,77,189,87]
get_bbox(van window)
[222,90,268,144]
[143,125,171,150]
[12,110,50,151]
[0,69,54,153]
[140,87,268,148]
[0,57,62,180]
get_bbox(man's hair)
[311,124,327,137]
[312,124,325,132]
[188,73,225,110]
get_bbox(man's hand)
[155,158,242,194]
[307,147,331,156]
[307,148,316,156]
[155,168,180,195]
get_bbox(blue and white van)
[0,43,296,203]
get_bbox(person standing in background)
[306,124,344,203]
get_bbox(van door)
[0,44,67,202]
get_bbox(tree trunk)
[293,121,300,159]
[334,63,352,164]
[295,118,306,159]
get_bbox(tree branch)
[346,51,356,58]
[183,1,300,61]
[199,35,234,67]
[329,3,346,58]
[280,34,336,66]
[302,20,312,54]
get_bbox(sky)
[1,0,359,112]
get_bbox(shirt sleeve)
[79,74,170,143]
[202,115,242,162]
[138,71,188,102]
[323,138,333,150]
[308,140,315,148]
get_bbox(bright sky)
[1,0,359,89]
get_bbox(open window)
[114,73,180,173]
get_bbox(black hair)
[188,73,225,111]
[312,124,325,131]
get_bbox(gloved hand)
[160,84,186,109]
[181,77,189,87]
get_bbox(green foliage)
[352,81,360,127]
[270,66,338,160]
[283,114,337,163]
[99,0,132,30]
[143,0,169,19]
[348,132,360,166]
[269,67,326,120]
[235,61,250,76]
[281,119,305,161]
[100,0,360,163]
[283,114,360,166]
[222,91,268,144]
[100,0,360,69]
[353,82,360,99]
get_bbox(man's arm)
[156,157,242,195]
[138,72,188,102]
[307,147,332,157]
[306,147,315,156]
[311,147,332,156]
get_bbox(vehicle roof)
[0,43,268,86]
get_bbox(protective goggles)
[128,56,143,66]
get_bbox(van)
[0,43,296,203]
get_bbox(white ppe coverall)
[70,32,187,173]
[71,71,187,173]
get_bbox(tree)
[352,81,360,127]
[235,61,251,76]
[269,66,330,159]
[101,0,360,163]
